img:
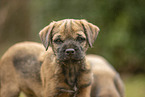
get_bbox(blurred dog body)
[87,55,124,97]
[0,42,44,97]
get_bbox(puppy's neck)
[58,58,91,87]
[42,55,92,97]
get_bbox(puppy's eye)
[54,38,63,44]
[76,37,86,43]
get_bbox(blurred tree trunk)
[0,0,30,43]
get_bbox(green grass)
[123,74,145,97]
[19,74,145,97]
[19,93,26,97]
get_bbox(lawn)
[19,74,145,97]
[123,74,145,97]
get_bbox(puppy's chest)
[63,64,79,86]
[56,64,92,96]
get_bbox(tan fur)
[0,19,124,97]
[40,49,93,97]
[0,42,45,97]
[87,55,125,97]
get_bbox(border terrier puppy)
[0,19,124,97]
[39,19,99,97]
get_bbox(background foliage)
[0,0,145,96]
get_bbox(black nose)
[65,48,75,55]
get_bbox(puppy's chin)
[56,55,85,63]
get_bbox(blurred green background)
[0,0,145,97]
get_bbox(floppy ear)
[80,19,100,47]
[39,21,55,50]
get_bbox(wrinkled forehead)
[52,19,86,39]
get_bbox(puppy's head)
[39,19,100,62]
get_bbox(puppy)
[0,19,124,97]
[39,19,99,97]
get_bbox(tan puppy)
[39,19,99,97]
[0,19,124,97]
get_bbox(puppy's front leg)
[77,86,92,97]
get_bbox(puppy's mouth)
[56,48,85,62]
[57,54,85,62]
[63,56,84,61]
